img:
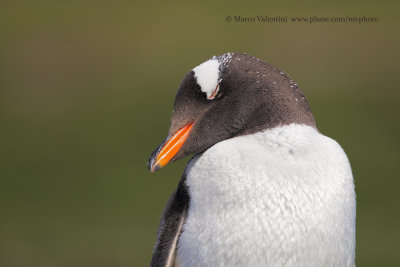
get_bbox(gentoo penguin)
[147,52,356,267]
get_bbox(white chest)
[176,124,356,267]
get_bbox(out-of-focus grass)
[0,1,399,266]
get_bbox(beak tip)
[150,163,161,173]
[147,155,161,173]
[147,156,154,172]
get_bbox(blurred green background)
[0,1,399,266]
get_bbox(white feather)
[176,124,356,267]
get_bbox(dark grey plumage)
[167,52,315,162]
[151,175,189,267]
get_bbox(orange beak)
[149,122,194,172]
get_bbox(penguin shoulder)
[188,124,352,183]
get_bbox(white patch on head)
[193,59,220,100]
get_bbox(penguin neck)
[236,95,316,137]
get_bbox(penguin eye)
[207,83,220,100]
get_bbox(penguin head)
[148,52,315,172]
